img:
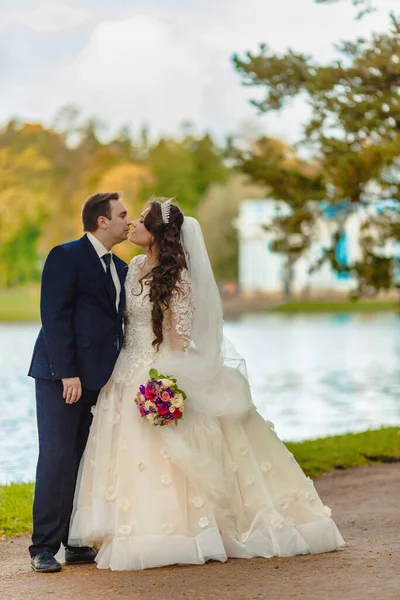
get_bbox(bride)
[69,198,344,570]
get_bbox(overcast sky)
[0,0,397,143]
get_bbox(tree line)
[1,4,398,297]
[232,11,400,297]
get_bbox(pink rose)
[161,391,170,402]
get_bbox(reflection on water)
[1,313,400,484]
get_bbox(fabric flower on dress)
[138,462,145,471]
[261,461,272,473]
[239,446,249,456]
[288,489,301,502]
[118,525,131,535]
[240,531,250,543]
[190,497,204,508]
[245,475,255,487]
[279,499,290,511]
[113,413,121,425]
[229,461,238,473]
[101,399,109,411]
[105,487,117,501]
[324,505,332,517]
[162,523,174,535]
[90,460,95,469]
[161,474,172,486]
[198,517,209,529]
[306,491,316,502]
[161,449,170,459]
[118,498,131,512]
[286,518,295,526]
[90,405,96,416]
[271,517,285,530]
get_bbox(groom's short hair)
[82,192,120,232]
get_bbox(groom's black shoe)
[65,546,97,565]
[31,551,62,573]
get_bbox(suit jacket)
[28,234,127,390]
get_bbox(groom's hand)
[62,377,82,404]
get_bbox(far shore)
[0,285,400,323]
[222,293,400,319]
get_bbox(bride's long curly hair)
[139,198,187,349]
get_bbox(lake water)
[1,313,400,484]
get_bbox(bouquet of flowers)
[135,368,187,426]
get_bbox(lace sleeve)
[169,268,194,352]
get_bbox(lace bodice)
[111,254,194,382]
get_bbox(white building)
[235,198,400,296]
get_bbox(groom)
[28,192,131,572]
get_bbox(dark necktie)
[102,253,117,309]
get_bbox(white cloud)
[47,15,206,136]
[0,2,91,32]
[0,0,397,142]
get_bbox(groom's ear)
[82,191,117,232]
[98,215,108,230]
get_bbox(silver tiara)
[161,197,175,224]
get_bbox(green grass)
[1,427,399,538]
[272,299,400,313]
[0,482,34,538]
[285,426,400,478]
[0,286,40,322]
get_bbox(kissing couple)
[28,192,344,572]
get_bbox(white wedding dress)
[69,220,344,571]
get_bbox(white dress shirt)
[86,232,121,311]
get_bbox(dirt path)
[1,463,400,600]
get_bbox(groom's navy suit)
[28,234,127,557]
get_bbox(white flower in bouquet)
[160,378,174,387]
[171,393,184,409]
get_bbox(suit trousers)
[29,378,99,557]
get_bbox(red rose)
[172,409,182,419]
[145,387,156,400]
[157,406,170,416]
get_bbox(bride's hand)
[62,377,82,404]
